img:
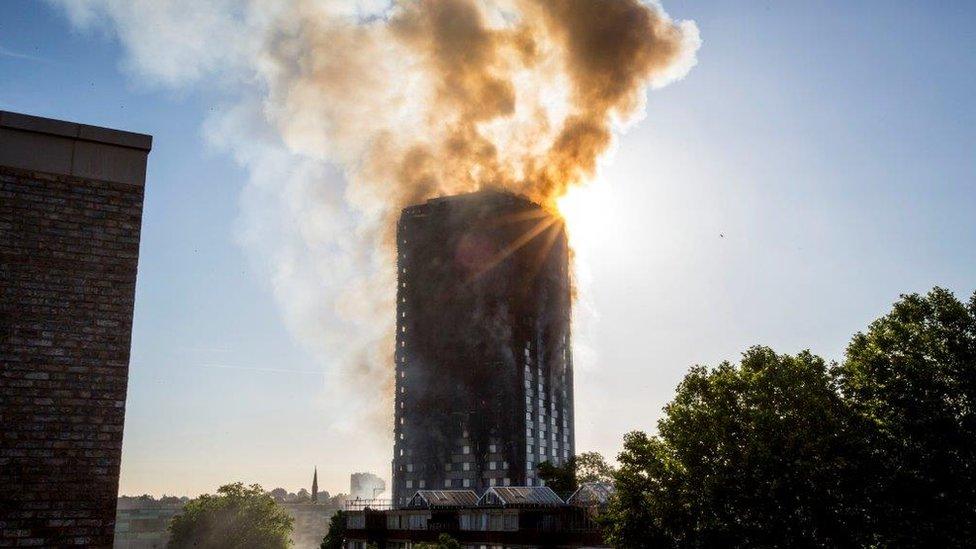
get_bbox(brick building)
[392,191,575,506]
[0,111,151,546]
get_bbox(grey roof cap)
[0,110,152,186]
[0,111,151,151]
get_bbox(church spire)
[311,467,318,503]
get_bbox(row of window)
[403,460,511,473]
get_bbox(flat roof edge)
[0,110,152,151]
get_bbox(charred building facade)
[392,191,574,506]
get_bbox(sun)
[556,182,614,253]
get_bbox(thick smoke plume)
[52,0,698,453]
[268,0,699,213]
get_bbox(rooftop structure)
[566,481,615,508]
[477,485,565,508]
[344,486,607,548]
[406,490,480,509]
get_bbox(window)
[445,463,452,471]
[527,478,534,486]
[419,480,426,488]
[489,444,497,453]
[489,478,497,487]
[406,463,413,472]
[503,461,509,470]
[503,478,511,487]
[406,480,413,489]
[463,445,471,454]
[444,479,452,488]
[463,479,472,488]
[489,461,496,470]
[463,462,471,471]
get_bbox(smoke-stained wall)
[392,191,573,505]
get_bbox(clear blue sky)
[2,1,974,497]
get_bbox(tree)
[603,347,870,548]
[320,510,346,549]
[575,451,614,484]
[836,287,976,546]
[168,483,294,549]
[536,460,576,499]
[269,488,288,502]
[537,451,615,499]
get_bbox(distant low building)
[351,472,387,500]
[114,499,184,549]
[344,486,608,548]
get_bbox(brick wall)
[0,111,150,548]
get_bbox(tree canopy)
[604,347,870,547]
[603,288,976,548]
[537,451,615,499]
[168,483,293,549]
[320,510,346,549]
[836,287,976,546]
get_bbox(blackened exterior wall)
[392,191,574,506]
[0,111,151,547]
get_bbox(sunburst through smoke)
[258,0,699,428]
[52,0,700,445]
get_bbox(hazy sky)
[2,1,974,498]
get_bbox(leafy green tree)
[168,483,294,549]
[536,459,577,499]
[319,510,346,549]
[574,451,614,484]
[836,287,976,546]
[414,534,461,549]
[537,451,615,499]
[603,347,870,548]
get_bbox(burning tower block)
[392,190,574,506]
